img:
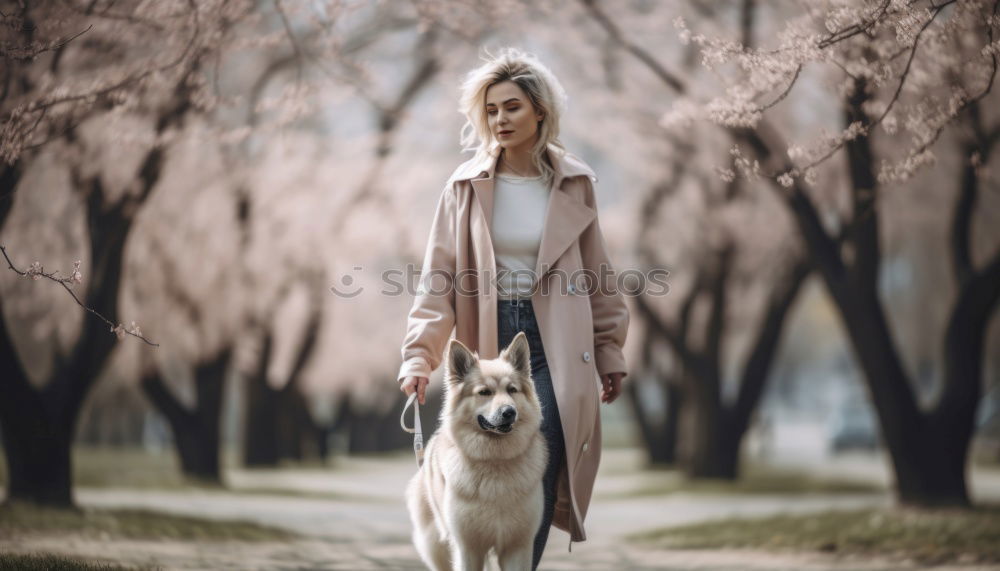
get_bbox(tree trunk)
[141,348,230,484]
[278,388,324,461]
[242,332,280,467]
[0,383,75,506]
[243,300,326,467]
[1,178,132,507]
[819,216,970,505]
[662,383,682,465]
[768,86,1000,508]
[172,418,223,482]
[893,428,969,507]
[331,392,416,454]
[685,403,741,479]
[242,325,327,466]
[902,245,1000,507]
[626,379,682,466]
[628,317,682,466]
[243,377,321,465]
[0,162,23,229]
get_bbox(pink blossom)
[715,166,736,183]
[804,169,818,186]
[877,150,936,184]
[26,261,42,280]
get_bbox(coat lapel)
[460,144,599,281]
[534,188,595,277]
[470,175,496,238]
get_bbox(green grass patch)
[0,552,154,570]
[0,448,194,490]
[0,502,298,542]
[72,448,195,490]
[605,463,883,498]
[0,447,344,491]
[629,507,1000,565]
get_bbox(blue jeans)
[497,298,565,570]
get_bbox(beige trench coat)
[397,143,630,543]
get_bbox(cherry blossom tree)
[631,136,811,478]
[0,0,250,505]
[642,0,1000,505]
[547,0,810,478]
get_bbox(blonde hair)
[458,47,568,185]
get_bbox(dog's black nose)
[500,406,516,422]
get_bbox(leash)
[400,392,424,467]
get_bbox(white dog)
[406,331,547,571]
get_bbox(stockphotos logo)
[329,264,669,298]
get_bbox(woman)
[398,47,629,569]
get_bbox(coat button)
[582,441,589,452]
[567,283,577,294]
[582,351,591,362]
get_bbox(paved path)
[4,449,1000,569]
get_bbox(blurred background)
[1,0,999,569]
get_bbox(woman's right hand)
[400,376,429,405]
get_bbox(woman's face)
[485,80,544,154]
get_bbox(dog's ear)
[501,331,531,377]
[445,339,477,384]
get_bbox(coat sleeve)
[578,178,630,378]
[397,185,458,383]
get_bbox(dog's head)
[443,332,543,457]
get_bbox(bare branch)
[273,0,307,83]
[577,0,687,94]
[0,25,93,61]
[816,0,893,49]
[1,245,158,346]
[1,0,203,164]
[755,64,801,113]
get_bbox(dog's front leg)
[449,539,487,571]
[496,545,532,571]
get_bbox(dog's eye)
[478,389,492,396]
[507,387,518,394]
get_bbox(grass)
[0,446,395,509]
[603,462,884,499]
[629,506,1000,565]
[0,448,191,490]
[0,552,156,571]
[0,502,299,542]
[0,447,343,491]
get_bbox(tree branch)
[731,256,810,433]
[843,76,880,292]
[635,291,706,378]
[0,245,157,346]
[577,0,687,94]
[141,370,195,426]
[951,143,977,285]
[703,245,732,372]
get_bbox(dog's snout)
[500,406,516,422]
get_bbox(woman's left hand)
[600,372,625,404]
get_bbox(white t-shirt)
[491,173,551,299]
